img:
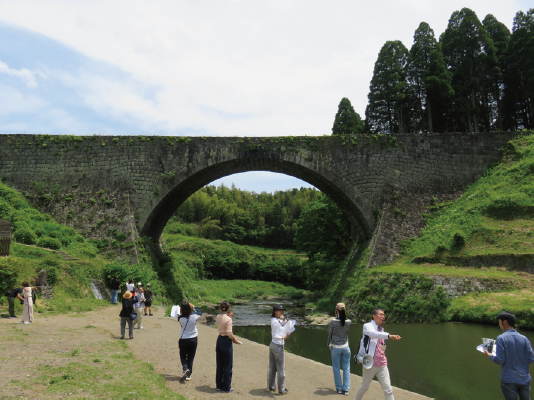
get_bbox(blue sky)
[0,1,529,193]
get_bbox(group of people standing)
[6,282,37,324]
[173,300,402,397]
[174,300,316,395]
[117,280,154,339]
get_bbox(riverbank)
[0,305,428,399]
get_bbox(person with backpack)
[355,308,401,400]
[177,302,202,382]
[144,283,153,316]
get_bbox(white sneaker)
[180,369,190,382]
[140,326,143,329]
[185,376,191,381]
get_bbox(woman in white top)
[268,304,291,394]
[20,282,35,324]
[178,302,202,381]
[126,279,135,292]
[327,302,351,395]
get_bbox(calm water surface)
[230,301,534,400]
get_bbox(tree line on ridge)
[332,8,534,135]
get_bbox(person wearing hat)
[328,302,351,395]
[119,290,138,340]
[268,304,291,394]
[144,284,153,316]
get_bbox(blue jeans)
[216,335,233,391]
[331,346,351,392]
[501,381,530,400]
[111,289,119,304]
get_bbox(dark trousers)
[501,381,530,400]
[120,317,134,338]
[8,296,15,317]
[179,337,198,374]
[216,335,233,391]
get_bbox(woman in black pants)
[215,301,239,392]
[178,302,202,381]
[119,290,138,340]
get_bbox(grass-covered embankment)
[161,218,308,304]
[0,180,168,317]
[324,132,534,328]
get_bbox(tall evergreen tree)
[440,8,499,133]
[482,14,510,131]
[505,9,534,130]
[407,22,454,133]
[365,40,409,134]
[331,97,364,136]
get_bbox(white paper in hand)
[170,305,180,318]
[476,343,496,356]
[282,320,296,336]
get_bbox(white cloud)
[0,0,526,138]
[0,85,46,114]
[0,60,41,87]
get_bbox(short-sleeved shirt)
[144,289,153,301]
[217,313,233,336]
[9,288,23,298]
[111,279,120,290]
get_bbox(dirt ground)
[0,305,429,399]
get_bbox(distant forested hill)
[175,185,323,249]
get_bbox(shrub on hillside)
[14,228,37,245]
[39,257,61,285]
[37,237,62,250]
[0,258,19,295]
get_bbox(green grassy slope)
[0,180,168,316]
[335,132,534,328]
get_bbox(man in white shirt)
[355,308,401,400]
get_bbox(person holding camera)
[355,308,401,400]
[216,300,239,393]
[133,288,145,329]
[328,302,351,395]
[268,304,291,395]
[6,286,24,319]
[178,302,202,382]
[119,290,138,340]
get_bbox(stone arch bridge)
[0,133,517,247]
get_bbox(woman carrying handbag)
[178,302,202,381]
[119,291,138,340]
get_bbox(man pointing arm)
[355,308,401,400]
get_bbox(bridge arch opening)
[140,157,372,245]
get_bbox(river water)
[229,300,534,400]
